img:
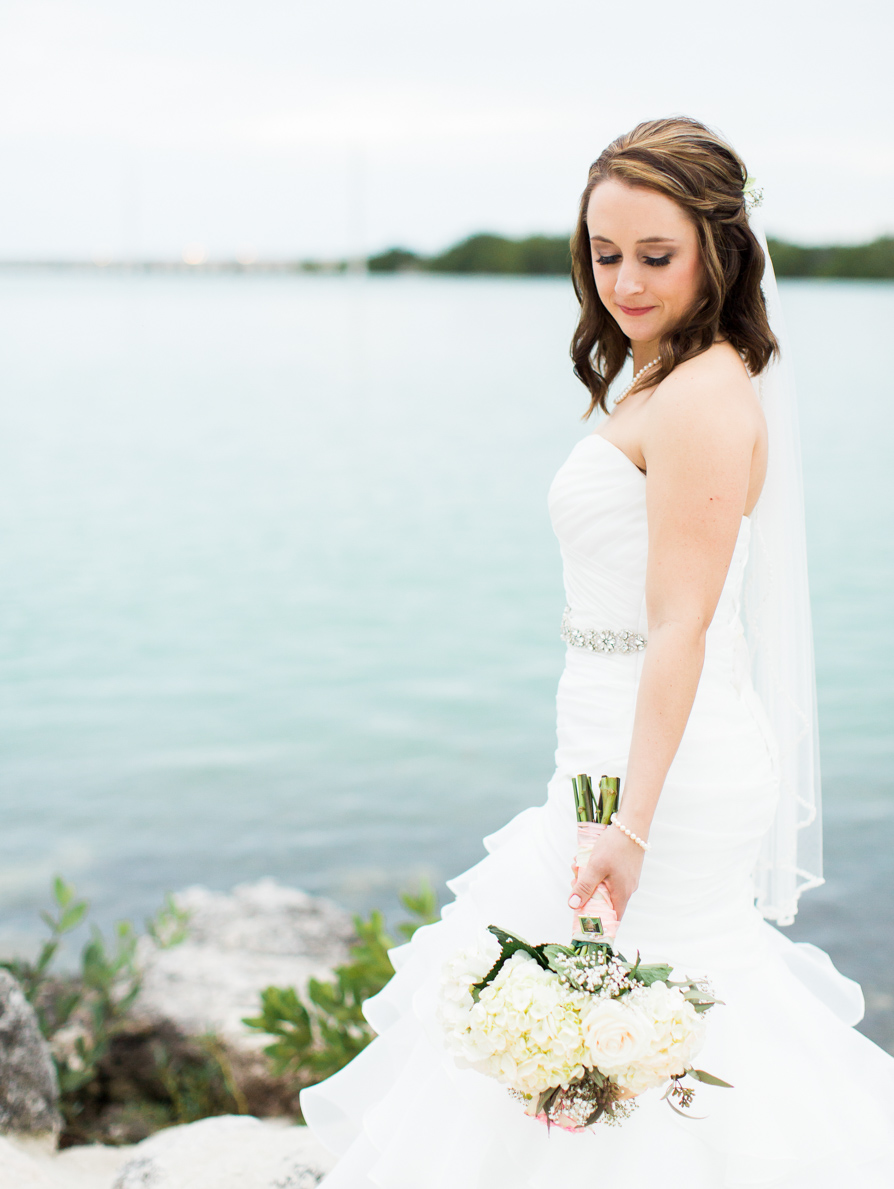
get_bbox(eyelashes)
[595,254,672,268]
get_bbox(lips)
[617,304,656,317]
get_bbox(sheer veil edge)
[744,215,824,925]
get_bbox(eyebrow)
[590,235,679,244]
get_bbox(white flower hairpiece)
[743,176,764,215]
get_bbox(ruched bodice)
[549,434,752,672]
[548,436,651,632]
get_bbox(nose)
[614,261,645,299]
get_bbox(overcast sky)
[1,0,891,260]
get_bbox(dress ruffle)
[300,442,894,1185]
[300,797,894,1189]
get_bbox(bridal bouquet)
[437,774,731,1131]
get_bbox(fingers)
[568,862,608,910]
[611,882,630,920]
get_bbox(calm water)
[1,272,892,1043]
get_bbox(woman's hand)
[568,825,645,921]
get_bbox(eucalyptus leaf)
[686,1068,734,1088]
[681,985,715,999]
[634,963,674,986]
[541,943,576,967]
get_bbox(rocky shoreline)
[0,880,356,1189]
[0,1116,335,1188]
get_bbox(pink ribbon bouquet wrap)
[570,775,620,942]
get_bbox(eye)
[595,254,621,265]
[644,254,672,267]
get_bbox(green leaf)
[53,876,74,909]
[471,927,548,999]
[633,963,674,986]
[541,943,577,974]
[53,989,82,1029]
[396,878,439,940]
[572,938,619,963]
[35,939,59,976]
[145,892,192,950]
[490,926,551,967]
[686,1068,734,1088]
[58,902,88,933]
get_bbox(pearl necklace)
[613,357,660,406]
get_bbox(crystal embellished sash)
[560,607,647,654]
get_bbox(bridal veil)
[743,205,824,925]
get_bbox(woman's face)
[585,179,704,354]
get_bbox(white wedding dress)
[301,431,894,1188]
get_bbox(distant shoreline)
[2,231,892,279]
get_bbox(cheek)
[661,257,703,313]
[679,256,705,306]
[592,264,613,306]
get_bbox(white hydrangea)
[436,934,501,1035]
[610,981,707,1095]
[439,950,590,1097]
[440,938,714,1106]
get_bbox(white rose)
[611,982,707,1092]
[580,997,657,1074]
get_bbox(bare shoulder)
[642,343,764,460]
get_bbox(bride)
[301,117,894,1187]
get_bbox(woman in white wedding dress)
[301,118,894,1187]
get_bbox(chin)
[616,317,660,341]
[619,309,678,343]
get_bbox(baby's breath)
[553,948,634,999]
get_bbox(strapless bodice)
[548,434,751,666]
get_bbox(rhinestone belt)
[560,607,647,654]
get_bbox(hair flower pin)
[743,176,764,215]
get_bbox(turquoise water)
[0,272,892,1041]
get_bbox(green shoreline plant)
[2,876,440,1143]
[1,878,244,1145]
[243,881,439,1095]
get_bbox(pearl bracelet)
[610,814,651,852]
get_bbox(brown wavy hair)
[570,116,778,417]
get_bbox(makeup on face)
[585,181,704,351]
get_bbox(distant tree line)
[368,233,894,280]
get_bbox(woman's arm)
[569,354,759,918]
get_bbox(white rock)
[0,1135,128,1189]
[135,880,355,1048]
[46,1144,131,1189]
[0,1122,329,1189]
[0,1135,58,1189]
[111,1117,334,1189]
